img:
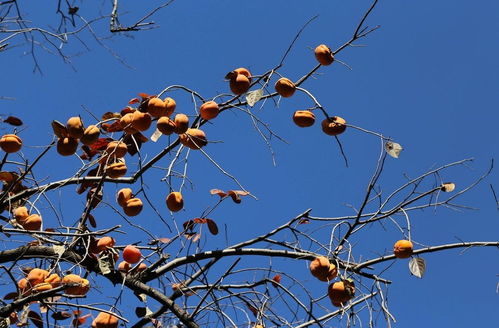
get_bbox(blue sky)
[2,0,498,327]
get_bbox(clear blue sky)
[2,1,498,327]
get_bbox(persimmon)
[179,129,207,150]
[117,261,131,273]
[321,116,346,136]
[328,280,355,307]
[293,110,315,127]
[45,273,61,287]
[200,101,220,120]
[166,191,184,212]
[393,239,413,259]
[173,113,189,134]
[105,141,127,158]
[106,162,127,178]
[230,73,251,95]
[13,206,29,224]
[234,67,251,79]
[116,188,133,207]
[27,268,49,286]
[131,111,152,131]
[136,262,147,272]
[17,278,31,296]
[119,113,138,134]
[314,44,334,66]
[21,214,42,230]
[62,274,90,296]
[275,78,296,98]
[81,125,100,145]
[123,245,141,264]
[147,97,167,118]
[96,236,116,252]
[0,134,22,153]
[123,198,143,216]
[91,311,119,328]
[163,97,176,117]
[309,256,337,281]
[157,116,176,135]
[66,117,84,139]
[57,137,78,156]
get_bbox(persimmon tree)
[0,1,498,327]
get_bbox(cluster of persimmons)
[0,43,369,326]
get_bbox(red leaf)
[128,98,140,104]
[206,218,218,235]
[272,274,281,288]
[76,168,99,194]
[101,121,123,133]
[120,107,135,115]
[193,218,207,224]
[4,116,23,126]
[138,92,151,99]
[72,313,90,327]
[90,138,112,151]
[3,291,18,300]
[28,311,43,328]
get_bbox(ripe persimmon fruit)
[230,73,251,95]
[393,239,413,259]
[81,125,100,145]
[131,111,152,131]
[200,101,220,120]
[309,256,338,282]
[314,44,334,66]
[119,113,138,134]
[275,78,296,98]
[321,116,346,136]
[293,110,315,127]
[166,191,184,212]
[123,198,143,216]
[21,214,42,230]
[91,311,119,328]
[157,117,176,135]
[106,162,127,179]
[163,97,176,117]
[328,280,355,307]
[27,268,49,286]
[13,206,29,223]
[179,129,207,150]
[116,188,133,208]
[62,274,90,296]
[57,137,78,156]
[96,236,116,253]
[66,117,84,139]
[0,134,22,153]
[147,97,167,118]
[123,245,142,264]
[173,113,189,134]
[105,141,127,158]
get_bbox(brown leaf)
[76,168,99,194]
[183,220,195,231]
[28,311,43,328]
[72,313,90,327]
[87,187,103,209]
[206,218,219,235]
[3,291,18,300]
[210,189,227,198]
[271,274,281,288]
[148,237,171,245]
[101,121,123,133]
[138,93,151,99]
[123,133,144,156]
[51,311,72,321]
[4,116,23,126]
[0,171,17,182]
[227,190,241,203]
[246,304,258,316]
[87,213,97,228]
[101,112,121,120]
[51,120,68,138]
[129,98,140,105]
[298,219,310,224]
[193,218,207,224]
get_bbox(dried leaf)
[246,89,263,107]
[148,237,171,245]
[72,313,90,327]
[101,112,121,120]
[441,182,455,192]
[138,93,151,99]
[226,190,249,204]
[101,121,123,133]
[409,257,426,278]
[87,187,103,209]
[51,120,68,138]
[298,219,310,224]
[52,245,66,256]
[87,213,97,228]
[206,218,219,235]
[150,128,162,142]
[183,220,195,231]
[51,311,72,321]
[385,141,403,158]
[0,171,17,182]
[210,189,227,198]
[28,311,43,328]
[4,116,23,126]
[3,291,18,300]
[129,98,140,105]
[272,274,281,288]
